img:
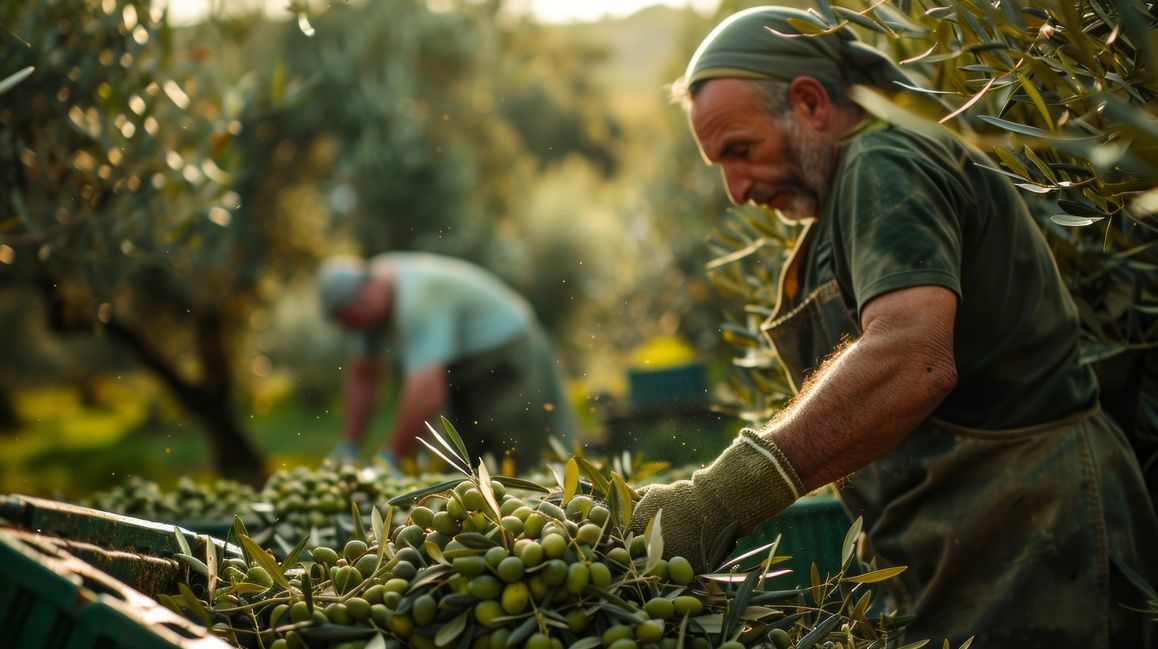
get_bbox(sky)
[161,0,722,25]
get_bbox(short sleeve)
[827,136,965,315]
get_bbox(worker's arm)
[341,355,382,445]
[631,285,958,569]
[389,364,449,459]
[762,284,958,491]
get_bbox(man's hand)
[629,430,805,573]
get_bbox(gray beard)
[773,117,835,222]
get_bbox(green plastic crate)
[628,362,707,411]
[732,493,852,589]
[0,528,229,649]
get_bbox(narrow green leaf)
[173,526,191,557]
[784,17,833,35]
[833,6,893,35]
[419,425,471,475]
[574,457,612,495]
[439,416,472,470]
[1057,199,1105,218]
[1050,214,1106,227]
[611,472,634,530]
[563,458,580,505]
[1016,72,1055,130]
[810,562,822,605]
[351,501,366,542]
[842,565,907,584]
[240,534,293,590]
[372,506,385,546]
[281,535,311,575]
[644,509,664,575]
[978,115,1096,140]
[435,610,470,647]
[812,0,836,25]
[477,462,503,522]
[177,582,213,626]
[991,148,1032,179]
[301,569,314,612]
[841,516,863,569]
[174,553,209,578]
[796,612,842,649]
[492,476,551,493]
[1021,145,1058,183]
[724,569,764,637]
[388,479,462,506]
[0,66,33,96]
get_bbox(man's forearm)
[390,365,448,458]
[343,358,381,443]
[761,286,958,492]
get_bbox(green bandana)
[686,6,912,91]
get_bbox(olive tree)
[0,0,306,481]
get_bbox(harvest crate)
[628,362,707,412]
[0,528,229,649]
[0,494,241,597]
[733,493,853,588]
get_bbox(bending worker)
[631,7,1158,647]
[318,251,578,472]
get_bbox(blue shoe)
[326,441,360,465]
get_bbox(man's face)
[690,78,835,221]
[334,280,389,330]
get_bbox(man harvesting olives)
[318,251,579,473]
[631,6,1158,647]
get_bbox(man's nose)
[721,166,750,206]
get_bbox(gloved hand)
[629,429,805,573]
[325,441,360,466]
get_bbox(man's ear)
[788,76,831,128]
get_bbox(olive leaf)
[239,534,293,591]
[796,612,843,649]
[435,609,470,647]
[842,565,907,584]
[563,458,581,505]
[419,421,471,476]
[841,516,863,570]
[476,461,503,523]
[0,65,33,95]
[351,501,366,542]
[644,508,664,576]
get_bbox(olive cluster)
[166,476,764,649]
[80,475,259,523]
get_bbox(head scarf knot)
[685,6,912,91]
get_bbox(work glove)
[325,440,360,466]
[630,429,805,573]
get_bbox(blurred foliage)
[0,0,749,488]
[705,0,1158,486]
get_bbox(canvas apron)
[760,222,1158,648]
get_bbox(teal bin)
[731,494,852,589]
[0,528,229,649]
[628,362,707,411]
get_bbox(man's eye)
[724,145,749,159]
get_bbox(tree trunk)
[104,316,267,486]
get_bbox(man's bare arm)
[759,285,959,492]
[390,364,449,458]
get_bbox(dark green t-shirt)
[817,124,1098,429]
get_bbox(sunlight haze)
[160,0,721,25]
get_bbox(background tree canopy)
[1,0,1154,498]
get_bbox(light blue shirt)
[363,252,532,373]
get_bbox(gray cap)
[317,255,370,318]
